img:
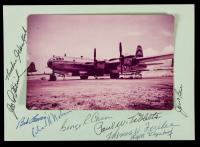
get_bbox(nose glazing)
[47,60,53,68]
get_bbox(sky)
[27,14,174,74]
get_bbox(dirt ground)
[26,76,173,110]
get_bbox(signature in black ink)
[6,26,27,120]
[15,26,27,63]
[7,69,26,120]
[5,26,27,81]
[5,60,17,81]
[174,85,188,117]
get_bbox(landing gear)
[135,73,142,79]
[49,73,56,81]
[110,72,119,79]
[80,75,88,79]
[79,71,88,80]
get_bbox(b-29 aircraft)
[47,42,173,81]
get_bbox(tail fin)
[135,45,143,57]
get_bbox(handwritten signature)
[174,85,188,117]
[5,26,26,81]
[6,26,27,120]
[93,112,161,135]
[59,111,161,139]
[59,111,112,132]
[106,120,179,140]
[16,110,71,137]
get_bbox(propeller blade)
[94,48,97,77]
[119,42,122,57]
[119,42,123,74]
[94,48,96,62]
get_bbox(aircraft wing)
[136,54,173,64]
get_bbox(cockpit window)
[54,57,64,60]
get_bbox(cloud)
[161,30,172,37]
[142,46,173,71]
[144,48,159,56]
[161,45,174,54]
[143,45,174,57]
[159,45,174,66]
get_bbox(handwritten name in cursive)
[93,112,161,136]
[59,119,82,132]
[16,110,71,137]
[5,26,27,81]
[7,69,26,120]
[128,112,161,123]
[6,26,27,120]
[106,120,179,140]
[83,111,112,125]
[143,120,179,138]
[174,85,188,117]
[59,111,112,132]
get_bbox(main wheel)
[139,73,142,79]
[49,74,57,81]
[110,73,119,79]
[80,75,88,79]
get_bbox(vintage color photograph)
[27,14,174,110]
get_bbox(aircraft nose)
[47,60,53,68]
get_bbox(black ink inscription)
[174,85,188,117]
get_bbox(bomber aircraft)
[47,42,173,81]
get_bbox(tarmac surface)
[26,75,173,110]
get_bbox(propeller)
[119,42,124,74]
[94,48,97,62]
[94,48,97,78]
[119,42,122,57]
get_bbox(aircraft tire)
[49,74,57,81]
[80,75,88,80]
[110,73,119,79]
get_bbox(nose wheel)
[49,72,57,81]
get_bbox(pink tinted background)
[27,15,174,74]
